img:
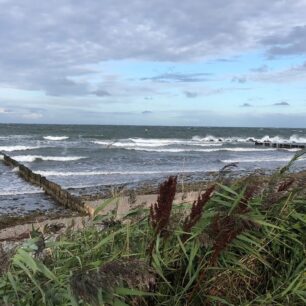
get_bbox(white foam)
[13,155,86,162]
[93,134,306,151]
[36,169,215,177]
[43,136,69,141]
[0,145,41,152]
[0,135,33,140]
[221,157,306,163]
[124,147,277,153]
[192,134,306,144]
[93,138,222,148]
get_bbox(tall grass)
[0,153,305,305]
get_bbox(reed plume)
[148,176,177,263]
[149,176,177,236]
[277,178,295,192]
[182,185,215,241]
[188,184,258,302]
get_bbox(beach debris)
[29,227,45,256]
[0,244,11,275]
[70,259,156,305]
[43,222,66,234]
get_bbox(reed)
[0,152,305,305]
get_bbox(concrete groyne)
[1,153,88,214]
[255,141,305,149]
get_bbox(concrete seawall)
[1,153,89,214]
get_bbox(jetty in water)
[0,153,91,215]
[255,141,305,149]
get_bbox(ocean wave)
[124,147,278,153]
[13,155,86,162]
[43,136,69,141]
[221,157,306,163]
[36,169,214,177]
[93,139,222,148]
[92,134,306,150]
[0,145,42,152]
[192,134,306,144]
[0,135,33,140]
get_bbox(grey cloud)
[140,72,212,83]
[232,76,247,83]
[93,89,111,97]
[168,110,306,128]
[241,103,252,107]
[245,61,306,83]
[203,87,251,96]
[0,107,12,113]
[0,0,306,96]
[215,57,238,63]
[0,104,44,120]
[273,101,290,106]
[184,91,198,98]
[263,25,306,57]
[142,110,153,114]
[251,65,269,73]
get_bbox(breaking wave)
[43,136,69,141]
[0,145,42,152]
[221,156,306,163]
[123,147,278,153]
[93,138,222,148]
[36,169,215,177]
[92,134,306,151]
[192,134,306,144]
[13,155,86,163]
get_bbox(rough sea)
[1,124,306,216]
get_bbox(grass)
[0,153,306,305]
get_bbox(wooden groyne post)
[1,153,89,214]
[254,141,305,149]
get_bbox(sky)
[0,0,306,127]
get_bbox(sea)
[1,124,306,216]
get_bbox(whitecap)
[13,155,86,162]
[221,157,306,163]
[36,169,217,177]
[124,147,277,153]
[0,145,42,152]
[92,138,222,148]
[43,136,69,141]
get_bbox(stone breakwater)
[1,153,90,215]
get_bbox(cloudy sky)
[1,0,306,127]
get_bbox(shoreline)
[0,166,259,230]
[1,166,306,237]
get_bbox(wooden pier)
[255,141,305,149]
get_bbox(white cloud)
[0,0,306,96]
[21,112,43,120]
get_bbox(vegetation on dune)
[0,152,306,305]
